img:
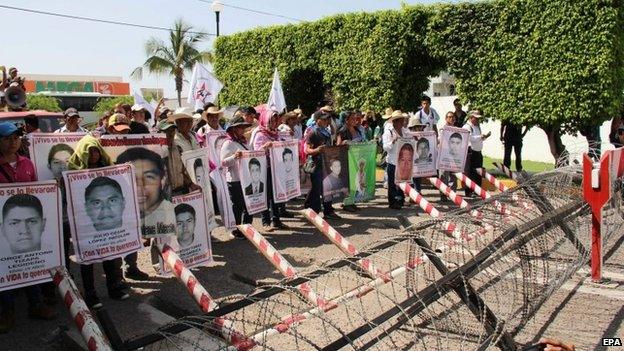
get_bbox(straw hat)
[169,107,195,121]
[386,110,408,122]
[381,107,394,119]
[205,106,224,116]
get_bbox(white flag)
[267,68,286,113]
[133,91,156,118]
[187,63,223,110]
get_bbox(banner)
[437,126,470,172]
[28,132,87,181]
[206,131,227,162]
[395,138,415,183]
[156,191,213,274]
[269,140,301,203]
[182,149,217,231]
[321,145,350,202]
[63,164,142,264]
[205,131,236,229]
[345,141,377,203]
[239,150,268,215]
[0,181,63,291]
[100,134,176,238]
[411,131,438,178]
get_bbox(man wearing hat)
[131,104,151,131]
[382,110,410,209]
[171,107,200,153]
[220,113,253,238]
[197,105,225,147]
[106,113,131,135]
[54,108,88,133]
[463,110,491,197]
[157,119,199,196]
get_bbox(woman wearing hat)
[336,110,367,212]
[252,110,288,231]
[382,110,410,209]
[221,114,253,239]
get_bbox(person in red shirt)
[0,122,56,333]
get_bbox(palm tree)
[132,19,212,107]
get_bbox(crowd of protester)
[0,92,525,333]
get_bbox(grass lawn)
[483,155,554,174]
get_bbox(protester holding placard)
[463,110,491,197]
[170,107,201,153]
[0,122,57,332]
[251,110,287,231]
[382,110,410,209]
[67,135,129,308]
[304,112,341,219]
[197,105,225,146]
[274,111,299,218]
[221,113,253,239]
[439,112,458,200]
[336,110,367,212]
[158,120,199,196]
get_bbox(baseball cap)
[131,104,146,112]
[0,122,23,137]
[64,107,80,118]
[107,113,131,132]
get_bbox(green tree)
[26,94,62,112]
[93,95,134,115]
[428,0,624,162]
[132,19,212,107]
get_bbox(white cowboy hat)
[381,107,394,119]
[169,107,195,121]
[386,110,408,122]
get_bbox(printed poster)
[157,191,213,274]
[239,150,268,215]
[0,181,63,291]
[206,131,227,165]
[437,126,470,172]
[28,132,87,181]
[63,164,142,263]
[182,149,217,231]
[100,134,176,238]
[395,138,415,183]
[411,131,438,178]
[269,140,301,203]
[321,145,349,202]
[345,141,377,204]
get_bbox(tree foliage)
[214,6,442,114]
[93,95,134,115]
[26,94,62,112]
[214,0,623,134]
[428,0,624,133]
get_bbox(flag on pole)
[133,91,157,127]
[267,68,286,113]
[187,63,223,110]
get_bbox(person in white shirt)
[417,95,440,135]
[462,110,491,197]
[54,108,88,133]
[382,110,410,209]
[171,107,201,153]
[220,114,252,239]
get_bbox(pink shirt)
[0,155,37,183]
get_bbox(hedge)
[214,0,624,134]
[214,5,441,114]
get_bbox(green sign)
[35,81,94,93]
[345,141,377,204]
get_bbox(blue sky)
[2,0,456,97]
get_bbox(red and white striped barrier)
[238,224,336,310]
[50,267,112,351]
[428,177,484,219]
[454,172,512,217]
[159,244,251,347]
[302,209,388,279]
[477,168,532,210]
[398,182,470,240]
[493,162,517,180]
